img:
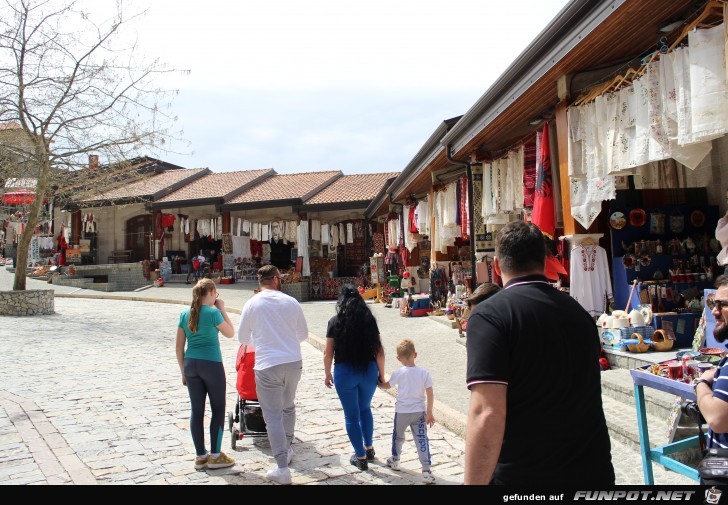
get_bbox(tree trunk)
[13,152,50,291]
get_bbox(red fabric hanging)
[409,206,418,234]
[459,176,469,238]
[532,123,555,239]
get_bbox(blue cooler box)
[411,295,431,311]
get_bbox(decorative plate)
[622,254,636,269]
[701,347,726,356]
[629,208,647,228]
[670,212,685,234]
[609,211,627,230]
[690,209,706,229]
[639,254,652,267]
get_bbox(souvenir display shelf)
[629,362,699,484]
[610,204,719,314]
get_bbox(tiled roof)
[225,171,342,204]
[156,169,274,203]
[304,172,400,205]
[81,167,207,202]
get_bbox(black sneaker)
[365,448,375,461]
[350,454,368,471]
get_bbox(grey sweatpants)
[390,411,431,471]
[254,360,303,468]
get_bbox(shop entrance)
[125,214,152,262]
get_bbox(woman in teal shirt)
[176,278,236,470]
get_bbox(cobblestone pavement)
[0,269,698,484]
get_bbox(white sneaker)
[265,466,292,485]
[287,446,294,465]
[422,470,436,484]
[386,456,400,471]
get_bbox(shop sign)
[29,236,40,262]
[67,248,81,264]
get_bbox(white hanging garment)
[321,223,330,245]
[338,223,345,244]
[659,51,712,169]
[297,221,310,276]
[416,198,429,236]
[386,218,398,249]
[511,146,524,211]
[261,223,269,242]
[346,222,353,244]
[569,244,613,318]
[216,217,223,239]
[311,219,321,241]
[243,220,251,234]
[567,106,586,178]
[442,183,458,226]
[688,23,728,143]
[237,218,242,237]
[332,223,339,247]
[285,220,298,244]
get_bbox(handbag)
[683,400,728,485]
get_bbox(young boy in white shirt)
[378,338,436,484]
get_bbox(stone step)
[51,277,94,288]
[428,314,459,329]
[602,392,702,465]
[85,282,118,292]
[601,368,679,419]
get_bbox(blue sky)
[131,0,571,174]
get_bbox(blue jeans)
[334,361,379,458]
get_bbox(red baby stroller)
[227,345,268,449]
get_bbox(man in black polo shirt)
[464,221,614,485]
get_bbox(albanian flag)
[532,123,555,239]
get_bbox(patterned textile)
[523,138,537,207]
[459,175,469,238]
[373,232,385,255]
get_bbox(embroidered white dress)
[569,244,613,318]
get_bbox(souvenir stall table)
[629,295,723,484]
[629,361,700,484]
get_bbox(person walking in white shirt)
[237,265,309,485]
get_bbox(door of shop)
[126,215,152,262]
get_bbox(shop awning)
[2,190,35,205]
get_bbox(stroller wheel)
[231,428,239,450]
[227,411,234,432]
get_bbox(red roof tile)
[225,171,342,204]
[304,172,400,205]
[156,169,274,203]
[81,167,207,202]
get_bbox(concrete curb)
[52,291,468,438]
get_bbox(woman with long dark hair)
[324,284,385,471]
[176,278,236,470]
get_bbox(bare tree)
[0,0,187,290]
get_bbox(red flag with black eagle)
[532,123,555,239]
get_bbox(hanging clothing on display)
[429,266,448,306]
[243,220,251,235]
[321,224,330,245]
[346,223,353,244]
[297,221,310,276]
[237,218,242,237]
[285,220,298,244]
[311,220,321,241]
[569,242,612,318]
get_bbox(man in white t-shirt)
[237,265,309,485]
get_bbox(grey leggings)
[184,358,227,457]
